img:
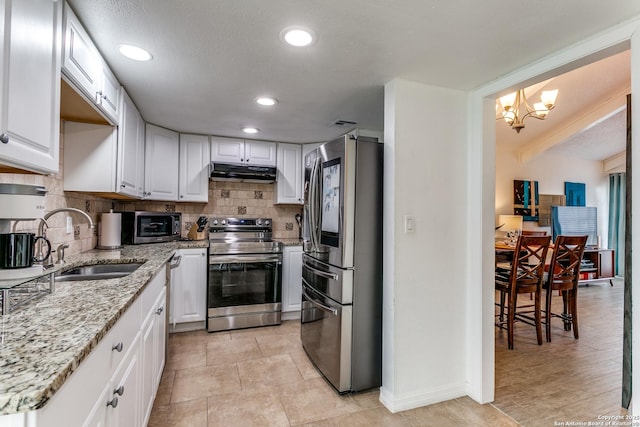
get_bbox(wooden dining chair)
[495,235,552,349]
[543,235,588,342]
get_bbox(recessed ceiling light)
[255,97,278,106]
[118,44,153,61]
[242,127,260,134]
[280,27,315,47]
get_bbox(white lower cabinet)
[282,245,303,316]
[141,287,166,427]
[169,248,207,331]
[0,266,168,427]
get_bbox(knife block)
[187,224,207,240]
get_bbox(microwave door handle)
[302,285,338,316]
[303,261,338,281]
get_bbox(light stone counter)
[0,240,208,415]
[275,238,303,247]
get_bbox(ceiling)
[496,50,630,162]
[66,0,640,146]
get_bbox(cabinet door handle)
[0,133,8,144]
[112,342,124,352]
[120,184,126,188]
[156,306,164,315]
[114,385,125,396]
[106,397,118,408]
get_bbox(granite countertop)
[276,238,303,247]
[0,240,208,416]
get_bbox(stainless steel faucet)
[56,243,70,264]
[37,208,95,265]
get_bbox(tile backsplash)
[0,132,303,258]
[117,181,303,240]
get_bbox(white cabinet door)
[97,62,120,125]
[179,134,210,202]
[0,0,61,174]
[109,336,141,427]
[153,290,167,388]
[282,245,303,313]
[170,248,207,325]
[275,143,303,204]
[140,287,166,427]
[118,89,144,198]
[83,382,111,427]
[211,136,244,164]
[245,140,277,166]
[62,3,100,103]
[144,124,179,200]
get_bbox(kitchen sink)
[55,262,145,282]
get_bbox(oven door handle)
[302,281,338,316]
[303,261,338,280]
[210,254,282,264]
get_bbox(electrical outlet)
[66,216,73,234]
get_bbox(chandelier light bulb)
[499,92,517,111]
[540,89,558,108]
[534,102,549,118]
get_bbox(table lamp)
[497,214,523,244]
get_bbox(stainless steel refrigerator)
[301,134,383,393]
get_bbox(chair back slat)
[547,235,588,290]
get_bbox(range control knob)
[264,220,270,226]
[221,219,226,225]
[212,219,218,226]
[256,219,262,226]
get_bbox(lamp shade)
[497,215,523,233]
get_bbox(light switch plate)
[404,215,415,233]
[66,216,73,234]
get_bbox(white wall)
[381,79,469,412]
[495,147,609,246]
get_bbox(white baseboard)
[282,310,301,321]
[379,382,467,413]
[169,321,205,333]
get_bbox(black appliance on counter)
[120,211,182,244]
[207,218,283,332]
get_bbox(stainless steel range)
[207,217,283,332]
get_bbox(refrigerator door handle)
[303,261,338,280]
[302,281,338,316]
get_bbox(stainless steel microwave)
[120,211,182,244]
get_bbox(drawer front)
[140,266,167,319]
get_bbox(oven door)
[301,280,352,393]
[208,253,282,310]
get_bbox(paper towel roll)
[98,211,122,249]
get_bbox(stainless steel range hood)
[210,162,277,183]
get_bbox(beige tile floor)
[149,321,516,426]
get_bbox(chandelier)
[498,88,558,133]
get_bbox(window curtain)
[608,172,625,275]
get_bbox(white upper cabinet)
[211,136,244,164]
[179,134,210,202]
[0,0,62,174]
[244,140,277,166]
[62,3,100,102]
[144,124,179,200]
[275,143,303,204]
[62,2,120,125]
[97,60,120,124]
[211,137,276,167]
[117,89,145,198]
